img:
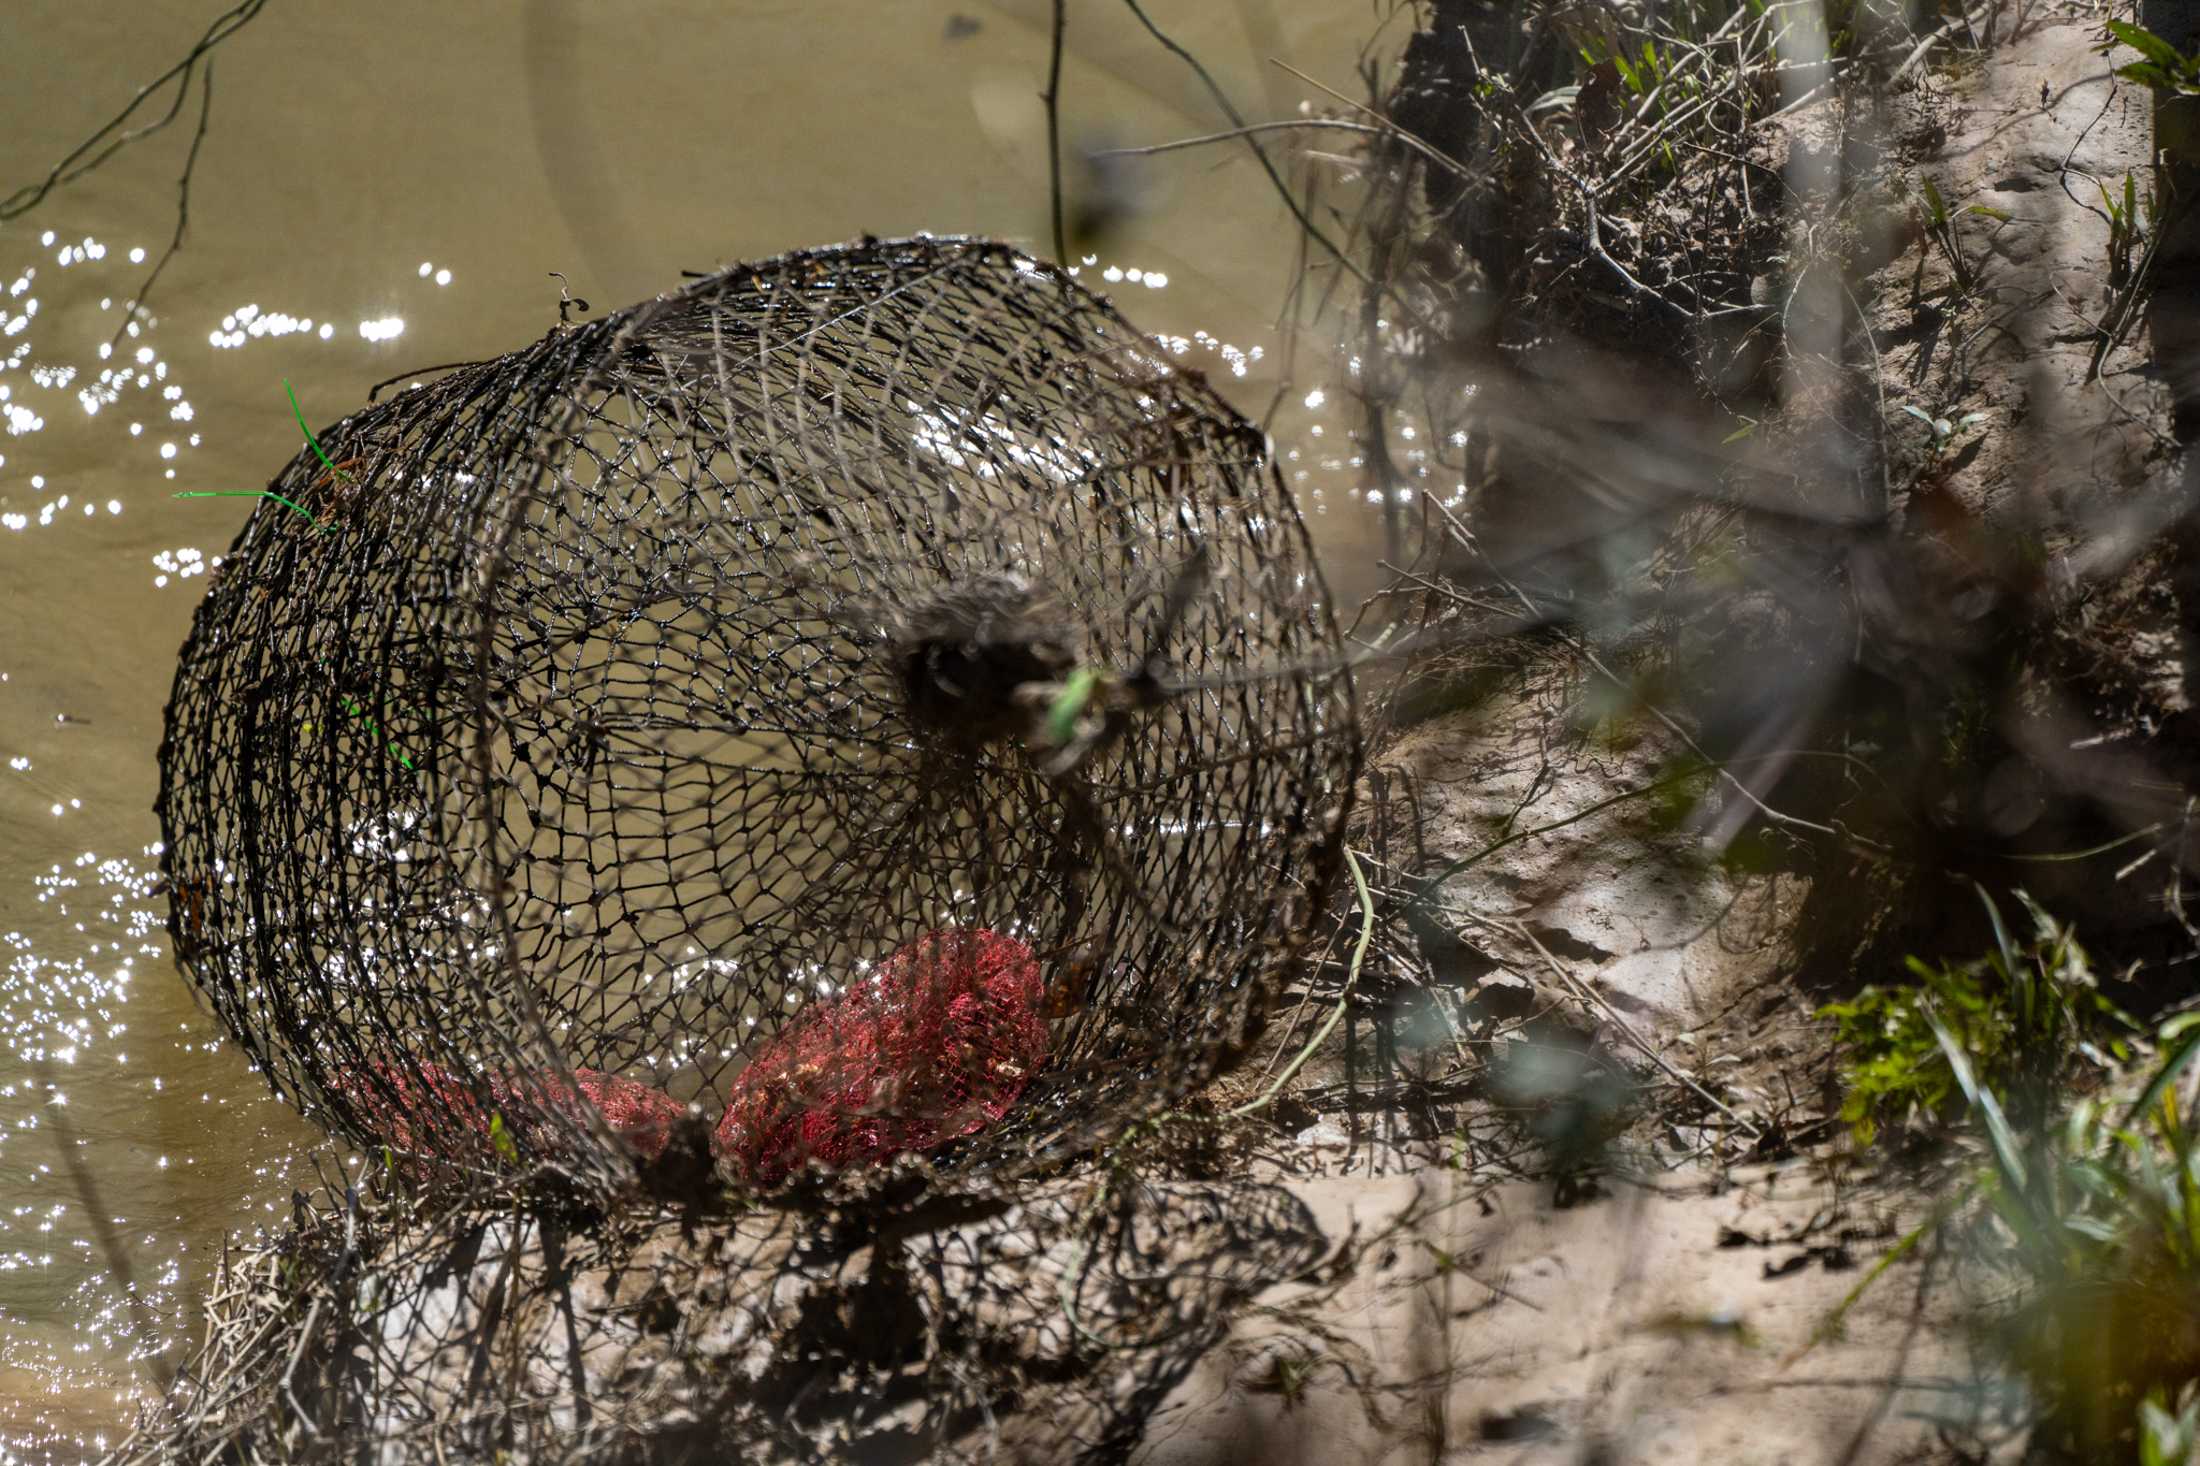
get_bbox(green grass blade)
[2107,19,2182,69]
[1929,1008,2028,1191]
[2123,1023,2200,1132]
[1921,176,1950,227]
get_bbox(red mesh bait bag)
[334,1062,686,1165]
[508,1069,688,1163]
[333,1060,490,1160]
[714,928,1049,1186]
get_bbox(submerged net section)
[157,235,1358,1194]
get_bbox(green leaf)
[1982,884,2044,1035]
[1900,404,1937,427]
[2124,1021,2200,1132]
[2107,19,2182,70]
[1978,883,2019,978]
[2140,1395,2183,1466]
[2118,61,2176,89]
[1920,176,1950,227]
[489,1111,520,1165]
[1963,203,2012,222]
[1046,666,1101,747]
[1928,1009,2028,1191]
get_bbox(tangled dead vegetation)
[120,1140,1351,1464]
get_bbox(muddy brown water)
[0,1,1435,1453]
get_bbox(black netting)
[156,235,1358,1196]
[120,1165,1331,1463]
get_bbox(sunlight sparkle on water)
[209,302,319,349]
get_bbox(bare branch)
[108,57,217,355]
[1116,0,1371,288]
[2,0,270,355]
[1044,0,1068,266]
[1,0,266,221]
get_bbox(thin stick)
[1225,847,1375,1118]
[1044,0,1069,265]
[1117,0,1371,288]
[1507,920,1760,1139]
[1267,58,1476,180]
[31,1050,178,1393]
[1097,117,1471,180]
[0,0,267,221]
[107,56,217,355]
[1886,7,1984,86]
[1412,763,1721,896]
[1258,904,1347,1079]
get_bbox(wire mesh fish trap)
[155,235,1358,1194]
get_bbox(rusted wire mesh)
[155,233,1358,1197]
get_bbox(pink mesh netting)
[714,928,1050,1186]
[335,1061,489,1160]
[333,928,1049,1186]
[336,1064,687,1166]
[525,1070,688,1162]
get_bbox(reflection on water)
[0,844,320,1457]
[0,0,1398,1453]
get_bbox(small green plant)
[2090,169,2167,378]
[2100,171,2152,288]
[1572,35,1705,175]
[1816,988,2200,1457]
[1249,1347,1323,1408]
[1912,175,2010,295]
[2142,1386,2200,1466]
[1821,887,2131,1148]
[1956,1013,2200,1457]
[2103,20,2200,97]
[1899,402,1991,456]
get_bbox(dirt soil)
[1136,684,1986,1465]
[1119,16,2188,1456]
[1866,15,2186,744]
